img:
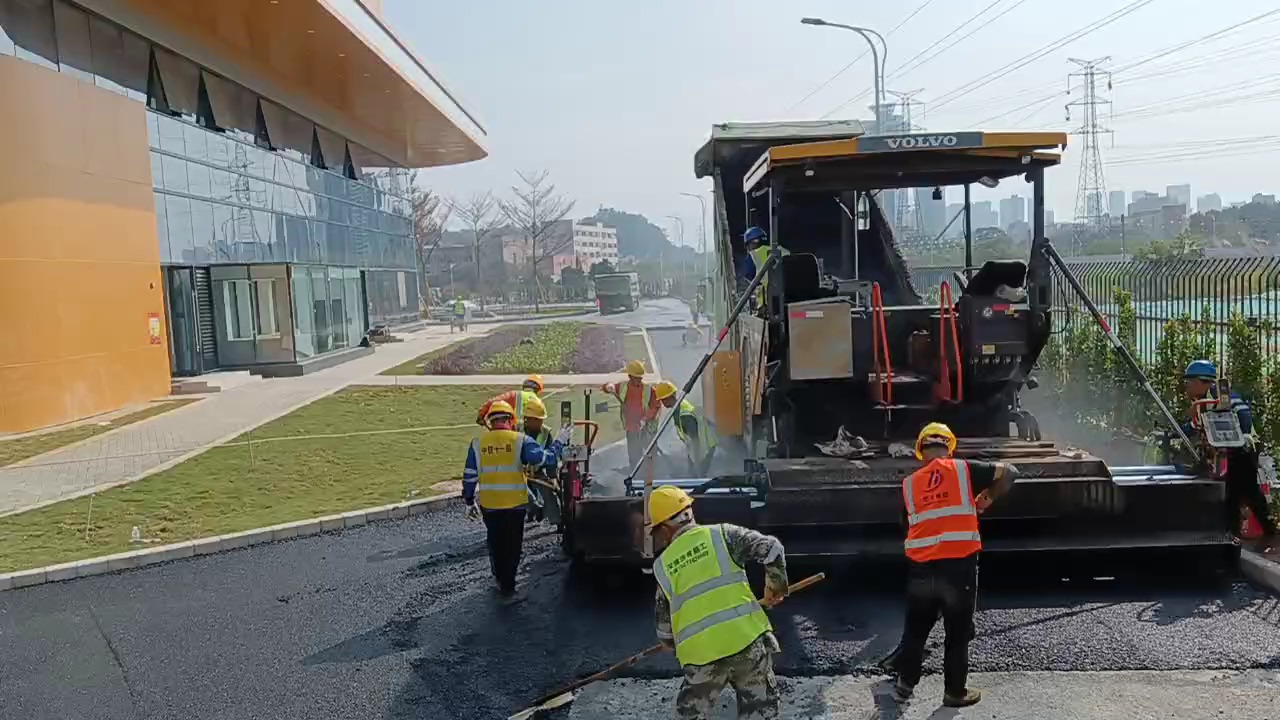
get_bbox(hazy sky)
[387,0,1280,245]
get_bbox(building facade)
[1167,184,1192,209]
[1108,190,1126,217]
[0,0,486,432]
[999,194,1026,231]
[1197,193,1223,213]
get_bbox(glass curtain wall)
[1,0,418,363]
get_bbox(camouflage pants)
[676,633,780,720]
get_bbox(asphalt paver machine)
[557,122,1237,577]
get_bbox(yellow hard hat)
[654,381,678,400]
[523,394,547,420]
[523,374,545,394]
[625,360,646,377]
[915,422,958,460]
[648,485,694,526]
[486,400,516,420]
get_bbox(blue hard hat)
[1184,360,1217,380]
[743,226,767,244]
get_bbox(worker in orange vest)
[601,359,661,469]
[475,374,546,426]
[889,422,1020,709]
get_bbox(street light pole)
[679,192,709,280]
[801,18,888,131]
[667,215,686,297]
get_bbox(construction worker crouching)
[462,400,573,597]
[601,360,661,469]
[889,422,1020,708]
[475,374,546,427]
[1182,360,1277,551]
[655,381,718,476]
[650,486,788,720]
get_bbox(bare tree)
[405,171,451,313]
[448,192,502,310]
[497,170,575,311]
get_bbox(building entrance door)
[164,267,200,376]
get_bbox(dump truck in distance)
[594,272,640,314]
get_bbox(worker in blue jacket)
[1182,360,1276,549]
[463,400,574,596]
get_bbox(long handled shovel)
[507,572,825,720]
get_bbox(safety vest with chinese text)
[472,429,527,509]
[653,525,771,667]
[902,458,982,563]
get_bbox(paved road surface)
[2,504,1277,720]
[6,295,1279,719]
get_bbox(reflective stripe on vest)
[653,525,771,667]
[673,399,717,459]
[473,431,528,509]
[902,459,982,562]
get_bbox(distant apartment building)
[1128,193,1187,235]
[1044,209,1056,227]
[1197,193,1223,213]
[1167,184,1192,209]
[999,194,1027,231]
[916,189,947,241]
[972,201,998,230]
[535,221,621,280]
[1086,192,1103,221]
[1133,190,1156,202]
[1109,190,1126,217]
[1253,193,1277,206]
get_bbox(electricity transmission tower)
[1066,57,1113,254]
[888,89,930,251]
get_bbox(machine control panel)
[1200,408,1246,448]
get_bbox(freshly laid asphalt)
[2,299,1279,719]
[2,503,1278,720]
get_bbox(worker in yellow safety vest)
[653,381,718,476]
[475,374,546,426]
[886,422,1020,708]
[520,394,556,524]
[462,400,572,597]
[650,485,789,719]
[744,226,788,311]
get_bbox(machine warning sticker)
[788,310,825,319]
[981,344,996,355]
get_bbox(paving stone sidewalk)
[0,325,490,517]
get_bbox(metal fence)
[1050,257,1280,364]
[906,257,1280,365]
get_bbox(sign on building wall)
[149,313,163,345]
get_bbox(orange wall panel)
[0,56,169,433]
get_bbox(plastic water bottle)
[130,526,141,543]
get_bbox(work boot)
[891,681,913,703]
[943,689,982,708]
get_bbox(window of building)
[223,279,254,341]
[255,278,279,337]
[4,0,58,69]
[52,0,92,81]
[260,99,313,163]
[153,46,200,117]
[201,70,258,143]
[87,14,147,100]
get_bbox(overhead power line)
[1110,8,1280,73]
[820,0,1028,119]
[782,0,938,114]
[955,11,1280,126]
[929,0,1156,111]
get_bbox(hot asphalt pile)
[2,502,1278,720]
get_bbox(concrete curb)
[0,492,460,593]
[1240,550,1280,595]
[419,308,597,326]
[640,328,661,379]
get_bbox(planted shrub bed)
[383,322,632,376]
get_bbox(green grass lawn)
[0,400,199,468]
[0,384,624,573]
